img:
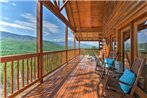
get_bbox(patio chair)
[95,50,118,78]
[103,51,118,76]
[101,57,146,98]
[95,50,105,77]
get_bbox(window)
[137,20,147,93]
[123,30,131,69]
[111,37,116,51]
[137,21,147,56]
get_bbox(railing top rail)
[0,49,80,63]
[80,48,99,50]
[0,53,39,63]
[43,49,79,55]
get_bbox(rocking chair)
[101,57,146,98]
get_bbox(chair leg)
[101,76,109,98]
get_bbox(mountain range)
[0,31,92,48]
[0,31,94,56]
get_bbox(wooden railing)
[80,48,99,56]
[0,49,80,98]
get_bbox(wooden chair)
[95,50,118,78]
[95,50,105,77]
[103,51,118,76]
[101,57,146,98]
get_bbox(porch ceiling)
[65,1,106,41]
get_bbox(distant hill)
[0,31,97,56]
[0,31,36,41]
[0,31,92,48]
[0,31,64,56]
[56,41,92,48]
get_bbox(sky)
[0,0,102,47]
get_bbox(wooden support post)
[98,41,100,50]
[78,41,80,55]
[116,29,122,61]
[74,33,76,57]
[130,22,134,65]
[74,33,76,49]
[37,1,43,83]
[65,26,68,63]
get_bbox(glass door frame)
[120,26,131,70]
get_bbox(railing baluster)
[45,56,46,74]
[34,57,36,80]
[30,58,32,82]
[26,58,29,84]
[17,60,19,90]
[46,55,47,73]
[22,59,24,87]
[48,55,49,72]
[3,63,7,98]
[10,61,13,94]
[46,55,48,73]
[37,56,39,79]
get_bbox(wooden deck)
[54,57,100,98]
[17,56,123,98]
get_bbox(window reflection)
[137,20,147,93]
[123,30,131,69]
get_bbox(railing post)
[74,33,76,57]
[78,41,80,56]
[37,1,43,83]
[98,41,100,50]
[65,26,68,63]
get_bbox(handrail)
[0,53,39,63]
[0,49,80,98]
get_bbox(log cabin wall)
[103,1,147,97]
[103,1,146,60]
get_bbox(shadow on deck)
[17,56,122,98]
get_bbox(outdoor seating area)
[0,0,147,98]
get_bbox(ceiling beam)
[75,31,103,34]
[77,39,102,41]
[43,1,76,32]
[75,1,83,40]
[53,0,59,9]
[76,27,102,32]
[60,0,68,12]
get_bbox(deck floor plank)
[18,56,125,98]
[19,57,81,98]
[54,57,99,98]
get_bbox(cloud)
[0,0,9,3]
[0,21,34,31]
[21,13,59,34]
[43,20,59,33]
[12,3,16,6]
[0,12,63,39]
[21,13,35,23]
[0,16,9,20]
[68,37,74,41]
[53,38,64,42]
